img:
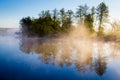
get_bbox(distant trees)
[76,4,89,24]
[66,10,74,27]
[59,8,73,32]
[60,8,66,28]
[96,2,109,36]
[76,4,95,32]
[84,14,94,32]
[52,9,59,23]
[20,2,109,37]
[20,17,32,35]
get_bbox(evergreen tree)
[96,2,109,36]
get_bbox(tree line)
[20,2,109,37]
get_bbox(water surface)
[0,34,120,80]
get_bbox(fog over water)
[0,28,120,80]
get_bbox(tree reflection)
[92,43,108,76]
[19,37,116,76]
[94,56,107,76]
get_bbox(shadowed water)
[0,34,120,80]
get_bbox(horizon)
[0,0,119,28]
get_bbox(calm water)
[0,34,120,80]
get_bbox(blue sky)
[0,0,119,28]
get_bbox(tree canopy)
[96,2,109,36]
[20,2,109,37]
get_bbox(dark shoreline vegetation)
[20,2,120,43]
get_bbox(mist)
[20,23,120,60]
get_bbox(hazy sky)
[0,0,119,28]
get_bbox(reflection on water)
[19,37,120,77]
[1,35,120,80]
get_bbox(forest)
[20,2,120,42]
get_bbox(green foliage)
[76,4,95,33]
[76,4,89,24]
[20,2,109,37]
[20,17,32,35]
[96,2,109,36]
[20,9,73,37]
[84,14,94,32]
